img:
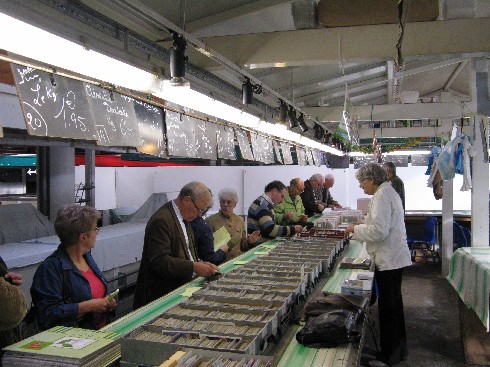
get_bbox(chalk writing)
[13,64,94,140]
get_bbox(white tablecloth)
[447,247,490,330]
[0,222,146,272]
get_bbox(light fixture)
[242,78,262,105]
[314,124,324,141]
[278,100,288,125]
[287,106,298,129]
[323,132,332,145]
[169,32,189,87]
[0,12,158,92]
[298,113,309,132]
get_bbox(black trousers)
[375,267,408,365]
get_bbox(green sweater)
[274,191,305,224]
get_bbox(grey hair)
[55,204,100,247]
[356,163,387,186]
[324,173,334,182]
[178,181,213,206]
[383,161,396,175]
[310,173,324,184]
[218,188,238,203]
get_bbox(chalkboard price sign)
[85,85,142,147]
[12,63,144,148]
[129,97,167,158]
[12,64,96,140]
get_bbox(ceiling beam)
[286,66,386,98]
[302,76,387,105]
[358,124,454,139]
[393,57,470,78]
[304,102,463,122]
[185,0,292,33]
[196,18,490,69]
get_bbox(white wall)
[76,163,473,213]
[343,164,471,211]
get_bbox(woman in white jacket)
[345,163,412,367]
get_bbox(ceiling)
[1,0,490,151]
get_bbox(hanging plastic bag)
[436,135,462,181]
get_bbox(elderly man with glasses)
[273,178,308,225]
[134,181,219,309]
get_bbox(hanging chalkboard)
[194,118,217,160]
[314,151,324,167]
[297,147,307,166]
[236,129,254,161]
[165,108,197,158]
[384,155,409,167]
[325,153,350,169]
[85,84,142,147]
[260,136,274,164]
[12,64,96,140]
[411,154,429,166]
[12,63,144,147]
[131,97,167,158]
[216,125,236,160]
[272,140,283,164]
[250,132,263,163]
[280,142,293,164]
[353,155,375,169]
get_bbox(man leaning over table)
[133,181,219,309]
[274,178,308,225]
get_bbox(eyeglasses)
[191,199,209,215]
[85,227,99,235]
[220,199,235,206]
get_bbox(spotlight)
[323,132,332,145]
[314,123,324,140]
[242,78,253,105]
[242,78,263,105]
[169,32,189,87]
[287,106,298,129]
[278,100,287,124]
[298,113,309,132]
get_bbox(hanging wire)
[395,0,411,68]
[179,0,187,31]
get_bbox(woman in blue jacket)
[31,205,116,330]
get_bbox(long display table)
[447,247,490,365]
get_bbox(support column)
[48,146,75,221]
[441,179,453,276]
[37,146,49,217]
[84,149,95,207]
[471,59,489,247]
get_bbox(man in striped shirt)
[247,180,303,246]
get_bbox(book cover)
[4,326,119,361]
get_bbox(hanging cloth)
[460,136,476,192]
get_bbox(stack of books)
[339,257,372,270]
[2,326,120,367]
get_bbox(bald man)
[301,173,326,216]
[274,178,308,224]
[319,174,342,209]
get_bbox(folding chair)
[453,222,470,250]
[407,216,438,263]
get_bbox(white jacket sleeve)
[354,190,390,243]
